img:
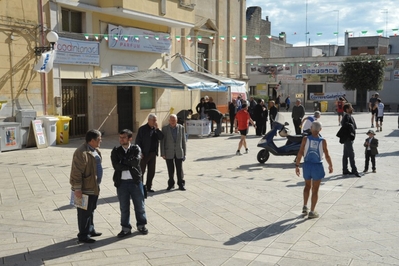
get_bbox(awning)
[176,55,246,91]
[92,68,220,90]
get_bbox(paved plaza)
[0,112,399,266]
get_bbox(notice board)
[26,120,48,148]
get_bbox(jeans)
[343,139,358,173]
[166,157,185,188]
[77,194,98,240]
[117,180,147,232]
[140,152,157,189]
[214,117,223,135]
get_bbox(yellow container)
[320,101,328,112]
[56,116,72,144]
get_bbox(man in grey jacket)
[161,114,187,191]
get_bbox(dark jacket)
[253,103,264,121]
[364,137,379,155]
[337,113,357,143]
[110,144,142,187]
[135,124,164,156]
[206,109,224,122]
[269,106,278,122]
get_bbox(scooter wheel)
[257,149,270,164]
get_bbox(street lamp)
[333,10,339,45]
[34,31,59,56]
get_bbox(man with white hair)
[301,111,321,135]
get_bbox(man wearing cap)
[369,93,379,128]
[363,129,378,173]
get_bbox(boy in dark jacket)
[363,129,378,173]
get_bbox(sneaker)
[137,226,148,235]
[245,148,249,154]
[302,206,308,215]
[308,211,319,219]
[372,170,376,173]
[117,230,132,238]
[371,124,374,128]
[236,151,242,156]
[376,129,380,132]
[363,169,368,173]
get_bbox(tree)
[339,55,386,112]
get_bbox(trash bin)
[38,116,59,146]
[15,109,37,127]
[313,101,321,111]
[0,122,22,151]
[56,116,72,145]
[320,101,328,112]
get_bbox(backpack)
[304,136,323,163]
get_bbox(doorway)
[117,86,133,132]
[61,79,88,138]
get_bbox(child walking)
[363,129,378,173]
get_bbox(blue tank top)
[304,135,324,163]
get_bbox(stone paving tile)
[1,113,399,265]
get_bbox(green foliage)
[339,55,386,92]
[251,95,269,102]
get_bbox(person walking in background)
[161,114,187,191]
[207,97,217,132]
[363,129,378,173]
[373,98,384,132]
[336,103,361,177]
[70,129,103,243]
[135,114,164,193]
[236,95,242,111]
[336,97,345,126]
[369,93,378,128]
[292,99,305,135]
[295,121,333,219]
[111,129,148,237]
[269,100,278,130]
[261,100,269,135]
[285,95,291,111]
[234,103,256,155]
[228,99,237,134]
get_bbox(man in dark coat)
[206,109,224,137]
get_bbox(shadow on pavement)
[224,216,306,245]
[194,155,236,161]
[1,234,140,266]
[237,163,295,170]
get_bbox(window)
[351,47,358,50]
[140,87,154,109]
[307,85,323,100]
[367,46,374,49]
[197,43,209,72]
[62,8,82,33]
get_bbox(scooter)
[257,113,303,164]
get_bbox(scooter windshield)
[274,113,286,125]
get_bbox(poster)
[5,127,16,146]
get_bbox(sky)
[246,0,398,46]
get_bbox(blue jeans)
[343,139,358,173]
[117,180,147,232]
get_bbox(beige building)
[1,0,247,138]
[0,0,44,119]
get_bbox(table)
[185,120,211,136]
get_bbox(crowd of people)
[69,92,385,243]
